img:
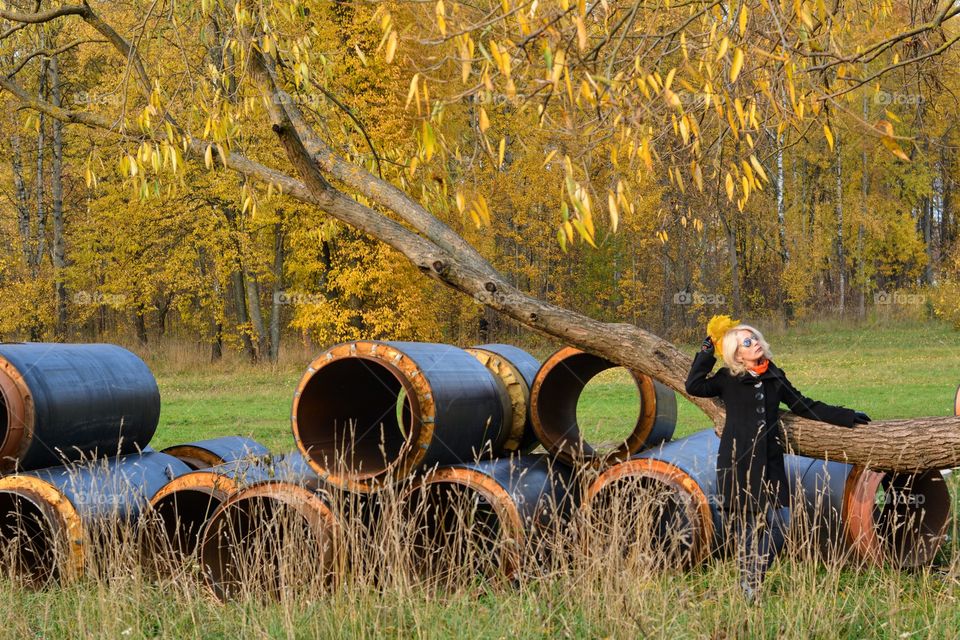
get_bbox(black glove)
[701,336,714,353]
[853,411,871,425]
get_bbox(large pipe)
[786,455,952,568]
[400,455,575,581]
[147,452,317,561]
[530,347,676,465]
[584,429,722,569]
[199,480,340,600]
[160,437,270,470]
[0,343,160,472]
[0,451,190,584]
[465,344,542,455]
[292,341,510,492]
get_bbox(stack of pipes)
[0,340,951,599]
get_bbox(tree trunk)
[48,57,68,339]
[10,130,31,267]
[245,271,268,359]
[834,135,846,314]
[33,59,47,276]
[268,220,284,363]
[232,269,257,362]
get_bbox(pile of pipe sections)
[0,339,952,599]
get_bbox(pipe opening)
[533,350,667,462]
[296,358,418,479]
[404,482,505,580]
[150,489,225,559]
[0,492,60,585]
[588,475,701,569]
[871,471,951,567]
[200,495,333,600]
[575,370,641,448]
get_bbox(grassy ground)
[3,318,958,639]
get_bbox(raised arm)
[685,337,723,398]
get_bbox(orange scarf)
[749,358,769,375]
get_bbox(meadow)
[1,317,959,639]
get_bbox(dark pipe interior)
[591,476,697,568]
[296,359,415,477]
[0,492,58,585]
[201,497,317,600]
[537,353,640,457]
[406,483,503,579]
[0,392,8,451]
[874,471,951,567]
[151,490,225,558]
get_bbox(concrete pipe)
[465,344,542,455]
[199,480,340,600]
[0,451,190,584]
[787,455,951,568]
[530,347,676,465]
[0,343,160,472]
[160,437,271,470]
[147,452,316,561]
[292,341,510,492]
[400,455,575,581]
[584,429,722,569]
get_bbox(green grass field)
[2,318,959,639]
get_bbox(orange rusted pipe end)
[843,465,951,567]
[585,458,714,568]
[400,466,527,579]
[954,384,959,417]
[199,481,340,600]
[0,361,34,471]
[530,347,675,465]
[0,475,85,583]
[465,348,528,454]
[292,342,430,493]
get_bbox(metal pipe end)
[0,360,34,472]
[530,347,676,465]
[585,458,714,569]
[199,481,340,601]
[400,467,526,581]
[0,475,84,584]
[146,472,239,561]
[292,342,431,492]
[465,348,529,455]
[843,466,951,568]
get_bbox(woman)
[684,322,871,603]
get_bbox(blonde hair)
[720,324,773,376]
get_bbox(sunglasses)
[740,334,759,348]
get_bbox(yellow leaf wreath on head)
[706,314,739,350]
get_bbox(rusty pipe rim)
[292,342,432,493]
[0,359,35,472]
[954,384,959,416]
[158,445,232,471]
[585,458,714,568]
[200,481,340,600]
[0,475,85,583]
[400,467,527,579]
[465,347,529,453]
[843,465,951,567]
[530,347,660,465]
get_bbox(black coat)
[684,349,858,513]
